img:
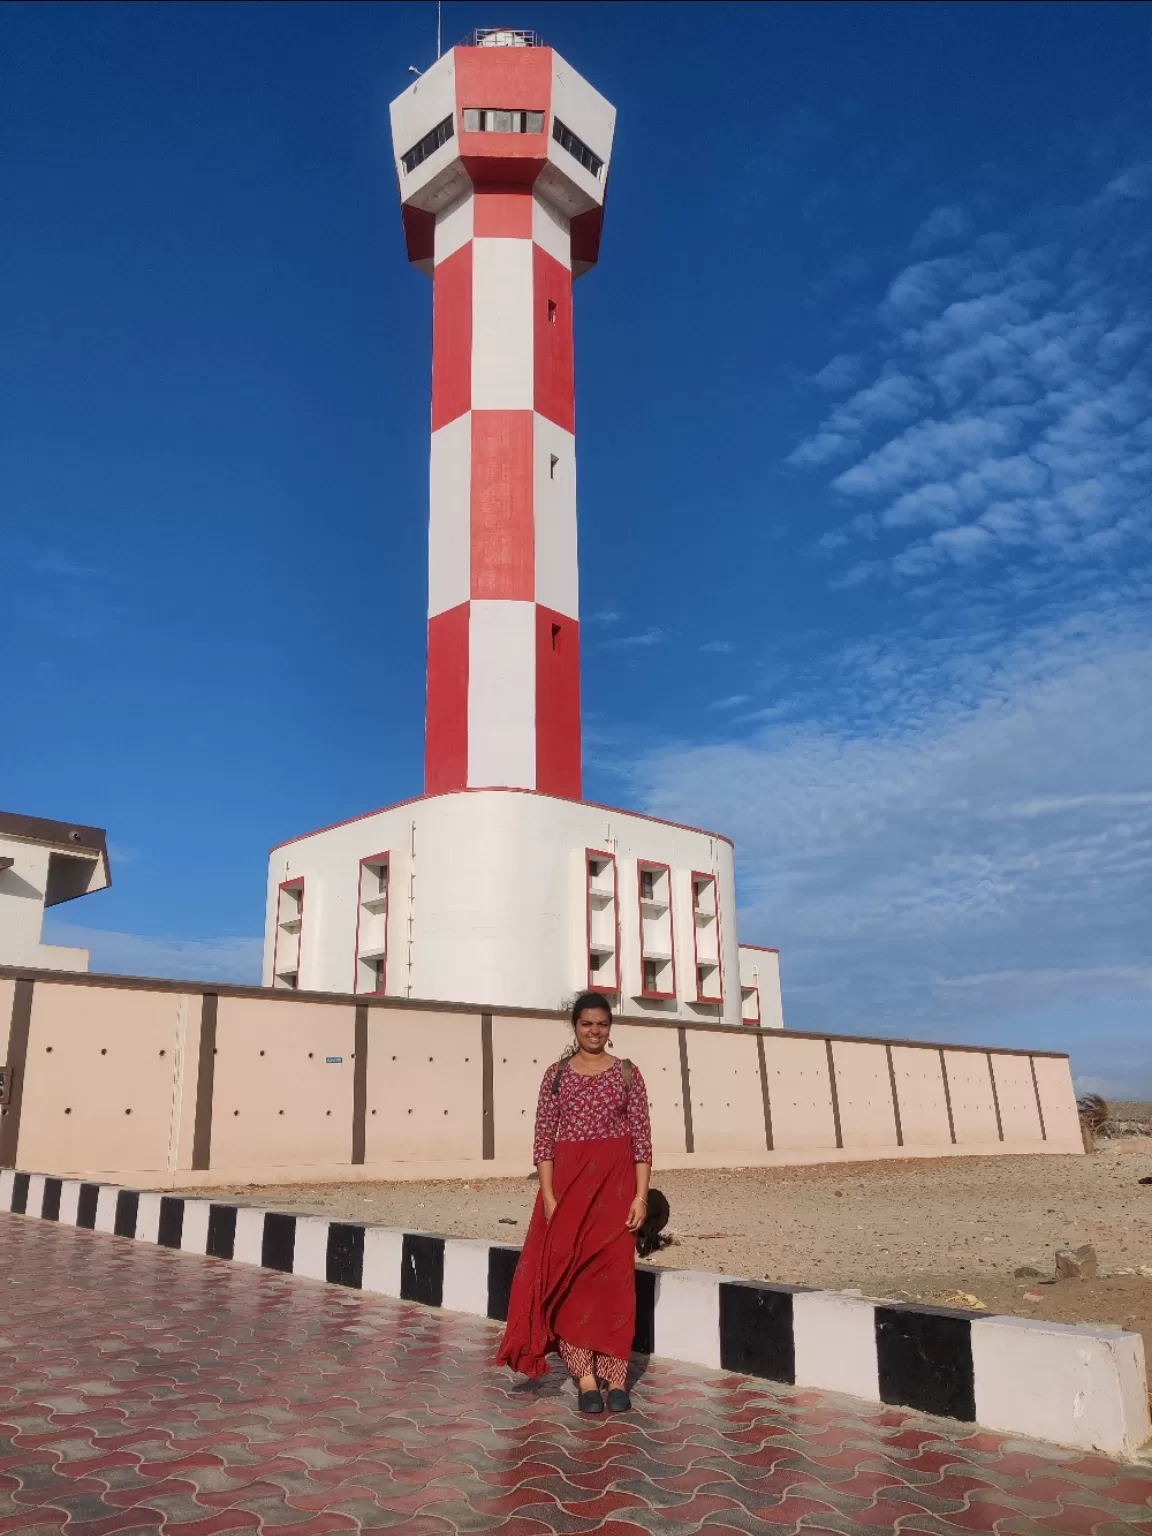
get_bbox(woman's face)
[574,1007,611,1053]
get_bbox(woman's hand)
[537,1161,556,1223]
[625,1194,648,1233]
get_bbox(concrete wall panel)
[972,1314,1151,1455]
[17,983,182,1174]
[609,1023,686,1158]
[210,996,356,1170]
[0,976,14,1059]
[531,193,570,269]
[428,414,472,618]
[435,189,473,265]
[467,600,537,789]
[653,1270,721,1368]
[763,1035,838,1150]
[991,1054,1044,1142]
[685,1029,766,1155]
[890,1047,952,1147]
[363,1009,484,1163]
[491,1013,572,1163]
[832,1040,898,1150]
[943,1049,1000,1146]
[1030,1053,1082,1149]
[547,50,614,206]
[388,49,458,208]
[793,1291,880,1401]
[471,238,534,409]
[533,415,578,620]
[0,967,1084,1181]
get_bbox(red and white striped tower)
[390,30,615,800]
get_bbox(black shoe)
[578,1389,604,1414]
[606,1388,632,1412]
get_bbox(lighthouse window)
[463,109,545,134]
[552,118,603,178]
[401,114,454,174]
[549,453,559,479]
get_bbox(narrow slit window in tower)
[548,300,557,324]
[550,453,559,479]
[551,623,561,651]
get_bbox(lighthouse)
[393,28,612,801]
[261,29,783,1032]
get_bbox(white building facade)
[263,788,765,1024]
[263,31,784,1029]
[0,811,111,972]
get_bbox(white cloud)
[833,414,1023,496]
[32,552,102,579]
[788,370,932,467]
[41,921,263,985]
[813,353,862,391]
[788,430,854,468]
[911,203,973,253]
[1103,162,1152,201]
[881,256,967,320]
[790,172,1152,589]
[699,640,735,654]
[601,626,668,649]
[626,608,1152,1084]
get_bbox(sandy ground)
[182,1138,1152,1357]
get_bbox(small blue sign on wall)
[326,1056,343,1064]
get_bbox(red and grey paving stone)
[1,1215,1151,1536]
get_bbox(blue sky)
[5,2,1150,1092]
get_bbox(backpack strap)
[551,1057,634,1094]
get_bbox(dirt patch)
[1111,1102,1152,1123]
[180,1138,1152,1357]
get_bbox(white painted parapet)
[792,1289,881,1402]
[972,1314,1152,1457]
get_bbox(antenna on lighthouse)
[437,1,442,58]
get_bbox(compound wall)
[0,966,1082,1186]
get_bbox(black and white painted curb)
[2,1169,1148,1458]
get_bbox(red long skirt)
[497,1136,636,1378]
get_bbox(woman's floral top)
[532,1057,653,1164]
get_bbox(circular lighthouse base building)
[263,789,779,1028]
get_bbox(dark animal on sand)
[636,1188,670,1257]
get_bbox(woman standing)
[497,991,652,1414]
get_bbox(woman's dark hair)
[571,991,613,1028]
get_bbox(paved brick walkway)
[1,1215,1151,1534]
